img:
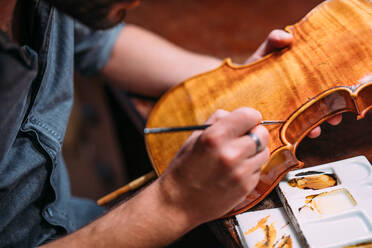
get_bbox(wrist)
[154,174,203,229]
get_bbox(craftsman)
[0,0,341,247]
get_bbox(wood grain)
[146,0,372,215]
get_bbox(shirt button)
[46,208,54,217]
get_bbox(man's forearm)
[100,24,221,97]
[41,180,200,248]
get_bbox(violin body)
[145,0,372,216]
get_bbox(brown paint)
[276,235,293,248]
[253,223,276,248]
[288,174,337,190]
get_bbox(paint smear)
[244,215,292,248]
[299,188,356,215]
[288,174,337,190]
[245,215,270,235]
[276,235,293,248]
[254,223,277,248]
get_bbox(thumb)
[265,29,293,52]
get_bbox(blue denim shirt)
[0,1,123,247]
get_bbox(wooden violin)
[145,0,372,216]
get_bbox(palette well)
[277,156,372,248]
[235,208,301,248]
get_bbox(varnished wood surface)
[145,0,372,215]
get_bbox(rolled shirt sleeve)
[74,22,124,76]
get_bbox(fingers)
[308,114,343,139]
[168,108,271,221]
[196,108,269,174]
[229,147,270,193]
[187,109,230,141]
[243,147,270,175]
[225,125,270,159]
[203,108,262,142]
[188,108,263,152]
[204,109,230,124]
[200,125,269,182]
[308,126,321,138]
[245,29,293,64]
[327,115,342,126]
[266,29,293,50]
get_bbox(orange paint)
[244,216,279,248]
[244,215,270,235]
[277,235,293,248]
[288,174,337,190]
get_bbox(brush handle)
[144,121,284,134]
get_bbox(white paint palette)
[235,208,301,248]
[277,156,372,247]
